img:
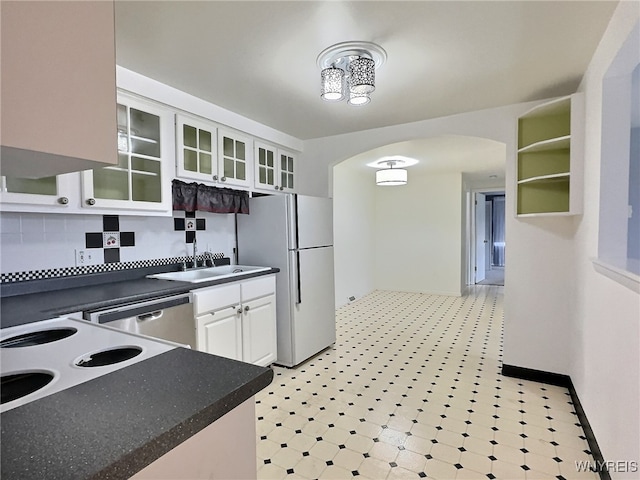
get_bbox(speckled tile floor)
[255,287,598,480]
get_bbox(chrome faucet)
[203,251,214,267]
[192,237,198,268]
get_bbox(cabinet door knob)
[274,185,279,190]
[221,177,227,182]
[279,186,284,191]
[244,305,250,312]
[212,175,218,181]
[58,196,69,205]
[237,308,242,315]
[86,198,96,206]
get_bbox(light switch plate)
[75,249,102,267]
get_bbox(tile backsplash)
[0,211,236,276]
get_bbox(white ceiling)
[114,1,617,142]
[114,1,616,188]
[342,135,506,183]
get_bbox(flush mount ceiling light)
[317,41,387,106]
[367,156,418,186]
[376,161,407,186]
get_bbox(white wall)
[301,103,531,314]
[502,215,579,375]
[300,104,526,199]
[572,3,640,474]
[332,161,376,307]
[0,211,235,274]
[374,171,464,296]
[333,163,465,303]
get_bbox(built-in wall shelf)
[518,173,570,184]
[517,211,575,218]
[518,136,571,154]
[516,94,584,216]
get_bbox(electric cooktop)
[0,317,179,413]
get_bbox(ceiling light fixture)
[376,161,407,186]
[348,90,371,106]
[317,41,386,107]
[367,156,418,186]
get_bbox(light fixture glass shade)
[347,90,370,106]
[376,168,407,186]
[349,57,375,94]
[320,67,344,101]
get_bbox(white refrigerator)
[237,194,336,367]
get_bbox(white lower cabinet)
[241,294,277,366]
[192,275,276,367]
[196,307,243,362]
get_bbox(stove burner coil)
[0,328,78,348]
[1,372,54,404]
[75,346,143,367]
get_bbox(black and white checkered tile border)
[0,253,226,284]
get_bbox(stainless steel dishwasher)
[83,294,195,348]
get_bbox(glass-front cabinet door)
[176,114,217,182]
[254,141,278,191]
[253,143,297,193]
[279,150,296,192]
[218,129,252,188]
[81,93,172,213]
[0,173,75,209]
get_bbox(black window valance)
[172,180,249,214]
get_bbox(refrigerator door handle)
[286,194,299,250]
[295,250,302,304]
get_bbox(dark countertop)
[0,267,279,328]
[1,347,273,480]
[0,266,278,479]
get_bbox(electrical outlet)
[75,249,101,267]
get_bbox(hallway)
[477,268,505,286]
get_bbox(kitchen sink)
[146,265,271,283]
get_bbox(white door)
[485,201,493,269]
[475,193,487,283]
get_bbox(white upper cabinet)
[278,149,297,192]
[218,129,253,189]
[176,117,254,189]
[254,142,297,193]
[0,1,118,178]
[253,142,278,191]
[218,129,253,188]
[81,93,173,213]
[175,114,218,183]
[0,173,76,210]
